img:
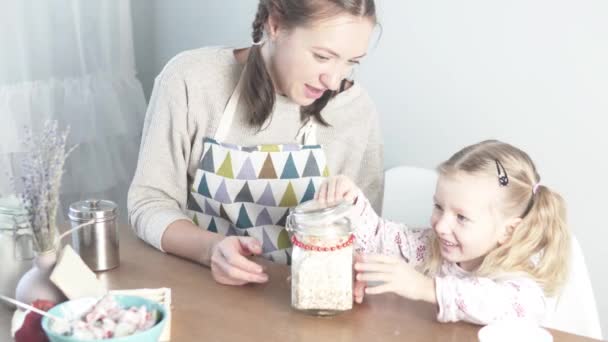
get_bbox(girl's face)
[431,172,516,271]
[262,13,374,106]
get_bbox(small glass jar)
[287,200,354,315]
[0,195,34,305]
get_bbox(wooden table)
[1,226,602,341]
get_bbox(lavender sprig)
[11,120,76,253]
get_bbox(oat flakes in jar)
[287,200,354,315]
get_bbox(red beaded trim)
[291,234,355,252]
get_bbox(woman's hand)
[209,236,269,285]
[354,254,437,304]
[315,175,360,205]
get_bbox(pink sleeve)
[435,275,547,325]
[351,192,432,268]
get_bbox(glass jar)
[287,200,354,315]
[0,195,34,304]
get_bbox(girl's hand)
[353,252,366,304]
[315,175,360,205]
[354,254,437,304]
[209,236,269,285]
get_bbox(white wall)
[131,0,608,334]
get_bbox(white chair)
[382,165,602,340]
[542,236,603,340]
[382,165,437,227]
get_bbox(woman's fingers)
[212,253,268,284]
[210,237,268,285]
[238,236,263,256]
[222,246,267,275]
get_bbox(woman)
[128,0,383,286]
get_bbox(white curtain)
[0,1,146,223]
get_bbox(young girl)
[316,140,571,325]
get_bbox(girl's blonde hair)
[422,140,570,296]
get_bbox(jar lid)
[0,195,29,230]
[288,200,353,236]
[68,199,117,221]
[0,195,27,216]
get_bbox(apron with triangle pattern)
[186,70,329,264]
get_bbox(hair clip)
[495,159,509,186]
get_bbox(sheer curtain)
[0,1,146,223]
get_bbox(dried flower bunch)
[12,120,75,253]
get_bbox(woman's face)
[262,13,375,106]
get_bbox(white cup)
[478,320,553,342]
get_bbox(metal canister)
[68,199,119,271]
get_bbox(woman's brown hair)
[243,0,377,128]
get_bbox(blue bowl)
[42,295,166,342]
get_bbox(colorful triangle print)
[204,137,219,145]
[282,144,300,151]
[187,192,203,212]
[214,179,231,204]
[219,204,231,222]
[255,208,274,226]
[192,214,199,226]
[208,218,218,233]
[303,144,321,149]
[221,142,238,150]
[217,153,234,179]
[204,200,219,217]
[279,182,298,207]
[258,154,278,179]
[236,204,253,229]
[237,157,256,180]
[277,228,291,249]
[234,182,254,203]
[300,179,315,203]
[302,151,321,177]
[323,165,330,177]
[261,229,276,253]
[256,183,276,206]
[226,225,238,236]
[276,209,289,226]
[260,144,280,152]
[280,153,300,179]
[200,146,215,172]
[197,174,212,197]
